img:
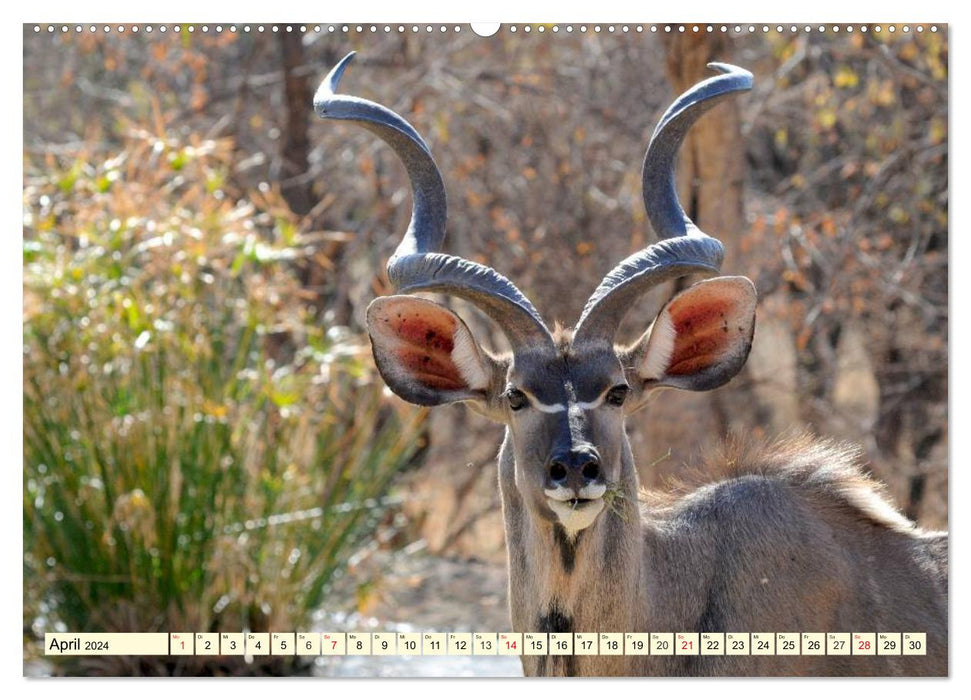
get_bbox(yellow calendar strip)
[523,632,547,655]
[424,632,447,655]
[650,632,673,655]
[853,633,876,655]
[297,632,320,656]
[448,632,472,654]
[170,632,193,656]
[624,633,649,655]
[878,633,901,655]
[321,632,345,655]
[221,632,244,655]
[600,633,623,656]
[574,632,597,655]
[802,633,825,656]
[700,632,724,655]
[777,632,800,655]
[550,632,573,654]
[903,633,926,655]
[827,632,851,655]
[675,632,699,655]
[44,632,929,657]
[196,633,220,656]
[45,633,169,655]
[473,632,496,655]
[726,632,749,655]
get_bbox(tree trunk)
[637,34,776,488]
[661,32,745,263]
[279,33,313,216]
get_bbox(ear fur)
[366,295,496,406]
[626,276,757,394]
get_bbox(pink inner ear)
[665,294,738,376]
[375,305,467,391]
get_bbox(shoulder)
[643,433,917,535]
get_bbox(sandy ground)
[313,550,522,677]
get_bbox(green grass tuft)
[23,122,423,673]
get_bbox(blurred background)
[23,24,947,676]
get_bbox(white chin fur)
[547,498,605,537]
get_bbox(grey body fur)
[499,432,947,676]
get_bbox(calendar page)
[22,13,949,679]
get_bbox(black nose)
[547,448,602,490]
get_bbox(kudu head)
[316,53,757,537]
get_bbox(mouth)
[546,495,601,513]
[544,493,606,536]
[544,482,606,504]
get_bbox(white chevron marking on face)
[532,400,566,413]
[527,394,604,414]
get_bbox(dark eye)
[605,384,630,407]
[505,388,529,411]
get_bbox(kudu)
[314,53,948,676]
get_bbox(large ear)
[626,276,756,394]
[366,295,497,407]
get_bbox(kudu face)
[501,344,629,535]
[317,52,757,537]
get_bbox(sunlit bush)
[23,119,423,671]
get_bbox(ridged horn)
[573,63,753,346]
[315,52,555,353]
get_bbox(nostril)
[582,461,600,481]
[550,462,568,482]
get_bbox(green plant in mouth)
[601,482,629,522]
